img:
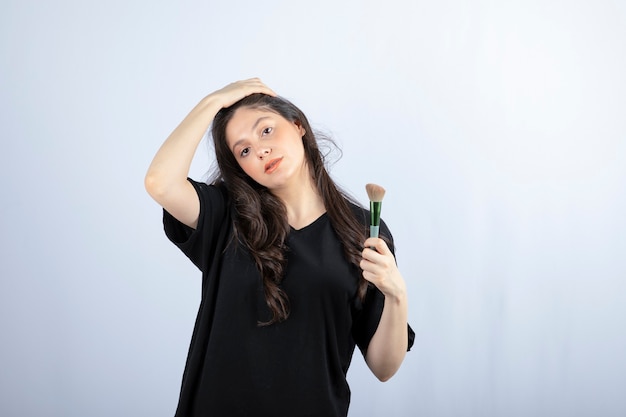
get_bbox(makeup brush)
[365,183,386,238]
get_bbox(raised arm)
[360,237,410,381]
[144,78,275,228]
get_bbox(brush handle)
[369,201,382,238]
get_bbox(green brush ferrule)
[369,201,382,238]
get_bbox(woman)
[145,78,414,417]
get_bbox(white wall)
[1,0,625,416]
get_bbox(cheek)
[237,158,256,177]
[295,142,307,162]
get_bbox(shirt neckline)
[289,212,328,233]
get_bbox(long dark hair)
[210,94,367,325]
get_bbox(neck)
[271,172,325,230]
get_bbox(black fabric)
[163,179,414,417]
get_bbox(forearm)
[145,96,222,196]
[365,291,409,382]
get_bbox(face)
[225,106,307,190]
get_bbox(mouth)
[264,157,283,174]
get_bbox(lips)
[264,157,283,174]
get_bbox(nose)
[257,147,271,159]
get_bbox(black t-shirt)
[163,179,414,417]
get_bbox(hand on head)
[211,78,277,109]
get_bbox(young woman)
[145,78,414,417]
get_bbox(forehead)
[225,107,281,144]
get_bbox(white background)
[1,0,625,416]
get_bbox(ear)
[294,120,306,136]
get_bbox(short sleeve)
[352,285,385,355]
[352,287,416,355]
[163,179,229,272]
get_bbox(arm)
[144,78,276,228]
[360,237,409,382]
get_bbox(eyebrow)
[230,116,272,153]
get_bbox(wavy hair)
[210,94,368,325]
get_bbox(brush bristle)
[366,183,386,202]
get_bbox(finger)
[361,246,380,263]
[363,237,391,255]
[361,270,378,285]
[242,77,277,96]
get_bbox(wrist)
[198,94,225,113]
[383,287,407,306]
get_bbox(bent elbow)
[144,171,174,202]
[375,369,398,382]
[366,349,406,383]
[143,172,163,200]
[144,172,162,198]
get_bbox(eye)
[262,127,273,136]
[240,147,251,157]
